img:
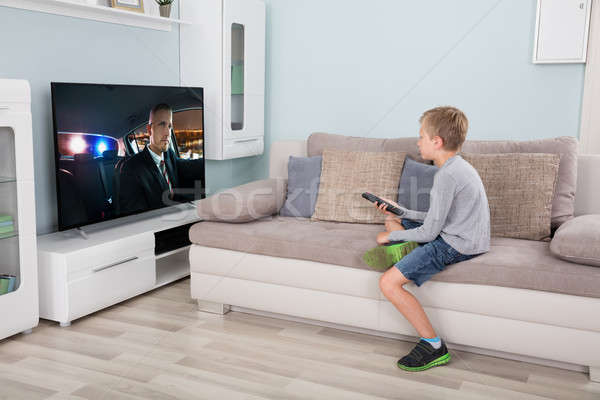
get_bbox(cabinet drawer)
[67,255,155,321]
[66,233,154,279]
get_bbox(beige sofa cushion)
[311,149,406,224]
[433,236,600,298]
[462,153,560,240]
[195,178,287,223]
[308,133,578,227]
[188,217,600,298]
[550,215,600,267]
[461,136,578,228]
[190,217,381,273]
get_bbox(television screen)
[51,82,205,231]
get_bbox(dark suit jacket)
[118,147,182,215]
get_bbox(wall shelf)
[0,0,190,31]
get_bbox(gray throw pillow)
[550,215,600,267]
[280,156,322,217]
[397,157,438,212]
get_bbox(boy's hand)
[374,201,395,216]
[374,197,406,217]
[380,197,401,209]
[376,231,390,245]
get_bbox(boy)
[367,106,490,371]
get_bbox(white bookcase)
[180,0,266,160]
[0,79,39,340]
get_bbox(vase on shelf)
[159,4,171,17]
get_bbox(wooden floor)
[1,278,599,400]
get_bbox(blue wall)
[264,0,585,142]
[0,0,587,234]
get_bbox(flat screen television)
[51,82,205,231]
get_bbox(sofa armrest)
[575,154,600,216]
[550,214,600,267]
[196,178,288,223]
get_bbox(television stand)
[75,227,89,240]
[37,204,201,326]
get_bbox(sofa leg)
[590,366,600,382]
[197,300,230,315]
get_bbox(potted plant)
[155,0,174,18]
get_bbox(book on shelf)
[0,275,16,295]
[0,224,14,233]
[0,214,14,238]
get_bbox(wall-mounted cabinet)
[180,0,266,160]
[533,0,592,63]
[0,80,39,340]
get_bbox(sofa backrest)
[269,139,600,217]
[306,133,580,227]
[306,132,426,163]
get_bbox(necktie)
[160,160,174,198]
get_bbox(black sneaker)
[397,339,451,371]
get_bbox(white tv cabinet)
[37,205,201,327]
[0,79,39,339]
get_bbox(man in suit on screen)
[118,103,187,215]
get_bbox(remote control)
[361,192,405,217]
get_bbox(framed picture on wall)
[111,0,144,13]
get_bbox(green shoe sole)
[362,241,419,272]
[397,352,451,372]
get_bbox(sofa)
[188,133,600,382]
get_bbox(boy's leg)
[385,216,405,232]
[380,238,453,371]
[385,217,422,233]
[364,219,423,271]
[379,267,436,338]
[363,241,419,272]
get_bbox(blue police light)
[97,141,107,155]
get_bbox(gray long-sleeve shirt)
[388,155,491,255]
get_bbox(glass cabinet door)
[231,22,244,131]
[0,127,20,296]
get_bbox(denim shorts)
[393,219,479,286]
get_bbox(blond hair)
[419,106,468,151]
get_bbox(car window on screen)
[126,129,150,155]
[172,108,204,160]
[134,130,149,152]
[126,133,139,154]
